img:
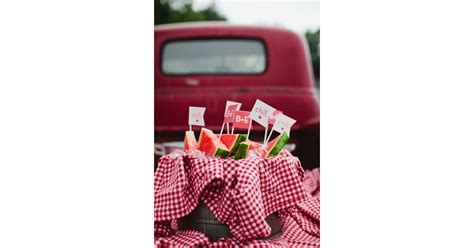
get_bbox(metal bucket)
[155,141,184,156]
[178,202,283,242]
[155,142,295,156]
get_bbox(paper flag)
[188,106,206,127]
[268,110,283,126]
[273,113,296,136]
[250,99,276,128]
[232,111,252,129]
[224,102,241,123]
[219,101,242,138]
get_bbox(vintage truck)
[155,22,320,169]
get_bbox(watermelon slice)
[198,128,229,158]
[247,140,263,151]
[183,131,198,153]
[262,132,289,158]
[219,134,247,155]
[234,141,250,160]
[244,140,265,156]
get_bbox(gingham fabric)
[303,168,320,197]
[154,196,320,247]
[154,150,320,247]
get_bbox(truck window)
[162,39,266,75]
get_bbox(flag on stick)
[249,99,276,144]
[188,106,206,131]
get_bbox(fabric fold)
[155,150,319,247]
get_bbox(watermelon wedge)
[183,131,198,153]
[198,128,229,158]
[234,141,250,160]
[262,132,289,158]
[247,140,263,151]
[245,140,265,156]
[219,134,247,155]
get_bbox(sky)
[192,0,320,35]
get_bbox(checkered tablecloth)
[303,168,320,198]
[154,150,320,247]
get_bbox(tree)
[199,3,226,21]
[305,29,320,86]
[155,0,226,25]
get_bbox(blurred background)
[155,0,320,170]
[155,0,320,88]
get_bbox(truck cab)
[155,22,320,169]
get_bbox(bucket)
[178,202,283,242]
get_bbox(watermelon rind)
[214,147,229,158]
[265,132,289,158]
[234,142,250,160]
[231,134,247,154]
[220,134,247,155]
[198,128,230,158]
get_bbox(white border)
[322,0,474,247]
[0,0,153,247]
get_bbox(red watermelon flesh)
[262,132,289,158]
[183,131,197,153]
[198,128,229,157]
[219,133,247,155]
[247,140,263,150]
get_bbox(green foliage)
[155,0,226,25]
[199,3,226,21]
[305,29,320,82]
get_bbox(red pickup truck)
[155,22,320,169]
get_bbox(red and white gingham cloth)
[303,168,320,197]
[154,150,320,247]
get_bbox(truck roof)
[155,21,296,33]
[155,22,315,89]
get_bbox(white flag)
[189,106,206,126]
[273,113,296,136]
[249,99,276,128]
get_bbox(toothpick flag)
[266,110,282,143]
[232,111,252,129]
[188,106,206,131]
[273,113,296,135]
[233,110,252,140]
[219,101,242,138]
[266,113,296,143]
[268,110,283,126]
[250,99,276,127]
[250,99,276,143]
[224,101,242,123]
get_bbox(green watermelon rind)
[213,147,229,158]
[234,142,250,160]
[230,134,247,154]
[265,132,289,158]
[220,133,247,155]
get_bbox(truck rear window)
[161,39,266,75]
